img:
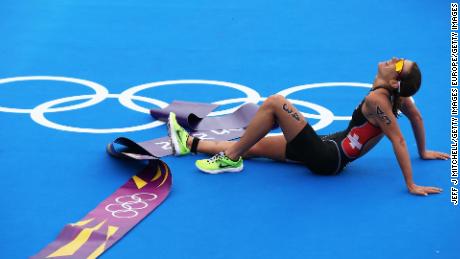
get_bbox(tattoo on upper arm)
[282,103,300,121]
[376,106,391,125]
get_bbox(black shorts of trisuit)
[285,123,342,175]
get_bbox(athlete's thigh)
[270,95,307,142]
[246,135,287,161]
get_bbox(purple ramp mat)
[150,100,260,130]
[108,128,245,160]
[150,100,219,127]
[31,160,172,259]
[189,103,259,130]
[107,137,164,160]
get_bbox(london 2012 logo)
[105,192,158,219]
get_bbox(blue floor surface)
[0,1,458,258]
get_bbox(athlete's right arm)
[400,97,450,160]
[364,95,442,196]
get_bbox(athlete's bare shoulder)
[363,89,392,125]
[365,89,391,105]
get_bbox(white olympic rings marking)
[30,94,168,134]
[0,76,109,113]
[119,79,261,116]
[105,192,158,219]
[277,82,372,121]
[0,76,381,134]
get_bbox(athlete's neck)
[372,78,394,98]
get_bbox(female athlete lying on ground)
[167,58,449,196]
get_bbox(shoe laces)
[208,152,225,163]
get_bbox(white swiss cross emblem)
[347,133,362,150]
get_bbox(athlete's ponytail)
[400,62,422,97]
[392,62,422,117]
[391,89,401,117]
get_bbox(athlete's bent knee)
[265,94,286,108]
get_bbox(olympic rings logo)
[0,76,374,134]
[105,192,158,219]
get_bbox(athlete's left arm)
[399,97,450,160]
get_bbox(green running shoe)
[167,112,190,156]
[195,152,244,174]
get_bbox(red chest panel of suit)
[341,122,382,159]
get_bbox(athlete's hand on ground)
[408,184,443,196]
[421,150,450,160]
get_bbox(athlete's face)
[377,57,414,88]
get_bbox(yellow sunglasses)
[395,59,405,94]
[395,59,404,75]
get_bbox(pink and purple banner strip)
[31,161,172,259]
[31,100,259,258]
